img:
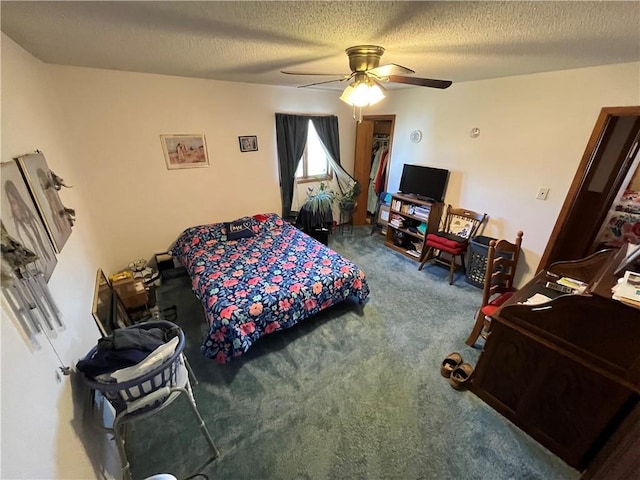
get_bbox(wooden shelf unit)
[384,193,444,262]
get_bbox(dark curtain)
[311,115,341,166]
[275,113,309,219]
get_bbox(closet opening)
[353,115,395,226]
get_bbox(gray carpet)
[127,227,579,480]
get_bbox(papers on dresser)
[520,293,554,305]
[612,270,640,308]
[556,277,588,294]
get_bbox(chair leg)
[112,414,133,480]
[181,385,220,462]
[465,309,486,347]
[182,353,198,386]
[449,256,456,284]
[418,247,434,271]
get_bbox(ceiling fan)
[282,45,452,106]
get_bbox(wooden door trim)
[352,114,396,226]
[353,120,375,226]
[538,106,640,271]
[363,114,396,186]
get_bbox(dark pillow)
[226,219,256,240]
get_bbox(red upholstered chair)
[418,205,487,285]
[465,231,523,347]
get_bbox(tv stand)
[416,195,436,203]
[398,192,437,203]
[384,193,444,262]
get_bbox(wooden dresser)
[471,247,640,471]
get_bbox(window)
[295,121,332,182]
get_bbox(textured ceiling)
[2,1,639,91]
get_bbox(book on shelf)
[389,214,404,226]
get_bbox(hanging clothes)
[374,149,389,195]
[367,145,388,213]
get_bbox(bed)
[170,213,370,363]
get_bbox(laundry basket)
[79,320,185,414]
[78,320,219,480]
[466,236,497,288]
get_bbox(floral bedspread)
[170,213,370,363]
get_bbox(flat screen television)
[399,164,450,202]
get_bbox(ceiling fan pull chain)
[350,104,363,123]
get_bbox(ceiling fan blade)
[368,63,414,77]
[298,77,349,88]
[281,70,349,77]
[369,76,387,91]
[387,75,453,89]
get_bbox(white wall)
[1,34,117,479]
[49,65,357,275]
[369,63,640,284]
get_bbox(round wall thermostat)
[410,130,423,143]
[470,127,481,138]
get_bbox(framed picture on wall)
[160,134,209,170]
[238,135,258,152]
[0,161,57,281]
[15,152,73,253]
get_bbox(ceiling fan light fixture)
[340,80,385,107]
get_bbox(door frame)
[538,106,640,270]
[352,114,396,226]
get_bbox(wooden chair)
[418,205,487,284]
[465,231,523,347]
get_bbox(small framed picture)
[160,134,209,170]
[238,135,258,152]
